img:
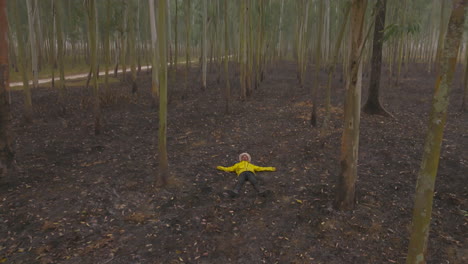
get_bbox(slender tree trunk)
[311,0,324,127]
[104,0,111,95]
[55,0,66,106]
[174,0,178,72]
[334,0,368,211]
[321,2,351,134]
[224,0,230,114]
[185,0,191,92]
[13,0,33,122]
[149,0,159,107]
[240,0,247,100]
[128,1,138,93]
[50,0,56,89]
[86,0,101,135]
[0,0,14,176]
[406,2,466,263]
[277,0,284,58]
[362,0,391,116]
[26,0,39,89]
[157,0,169,186]
[120,0,128,83]
[167,0,173,69]
[462,45,468,112]
[201,0,207,90]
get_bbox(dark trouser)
[234,171,261,193]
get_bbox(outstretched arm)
[216,164,237,172]
[252,165,276,172]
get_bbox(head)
[239,152,251,162]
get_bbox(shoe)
[225,190,239,198]
[259,190,272,197]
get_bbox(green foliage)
[382,22,421,42]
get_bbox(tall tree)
[103,0,111,95]
[185,0,191,91]
[462,47,468,112]
[149,0,159,107]
[201,0,207,90]
[0,0,14,176]
[321,1,351,133]
[85,0,101,135]
[223,0,230,114]
[362,0,391,116]
[55,0,66,106]
[26,0,39,89]
[128,0,138,93]
[311,0,324,127]
[157,0,170,186]
[13,0,33,121]
[406,1,466,263]
[334,0,368,211]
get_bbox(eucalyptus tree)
[311,0,325,127]
[296,0,310,89]
[128,0,138,93]
[223,0,231,114]
[103,0,111,94]
[321,1,351,133]
[0,0,14,176]
[174,0,179,73]
[362,0,391,116]
[85,0,101,135]
[55,0,66,105]
[149,0,159,106]
[239,0,247,99]
[201,0,207,90]
[119,0,128,83]
[406,1,466,263]
[463,49,468,112]
[12,0,33,122]
[157,0,170,186]
[185,0,191,91]
[277,0,284,58]
[26,0,39,89]
[334,0,368,211]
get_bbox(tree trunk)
[311,0,324,127]
[462,45,468,112]
[50,0,56,89]
[86,0,101,135]
[174,0,178,73]
[201,0,207,90]
[0,0,14,176]
[223,0,230,114]
[362,0,391,116]
[185,0,191,92]
[277,0,284,58]
[120,0,128,83]
[157,0,169,186]
[128,1,138,93]
[149,0,159,107]
[55,0,66,106]
[334,0,368,211]
[104,0,111,95]
[13,0,33,122]
[406,2,466,263]
[321,2,351,134]
[26,0,39,89]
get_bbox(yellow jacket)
[217,161,276,176]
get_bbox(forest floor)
[0,61,467,264]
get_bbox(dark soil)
[1,62,467,264]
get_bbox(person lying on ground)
[216,152,276,197]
